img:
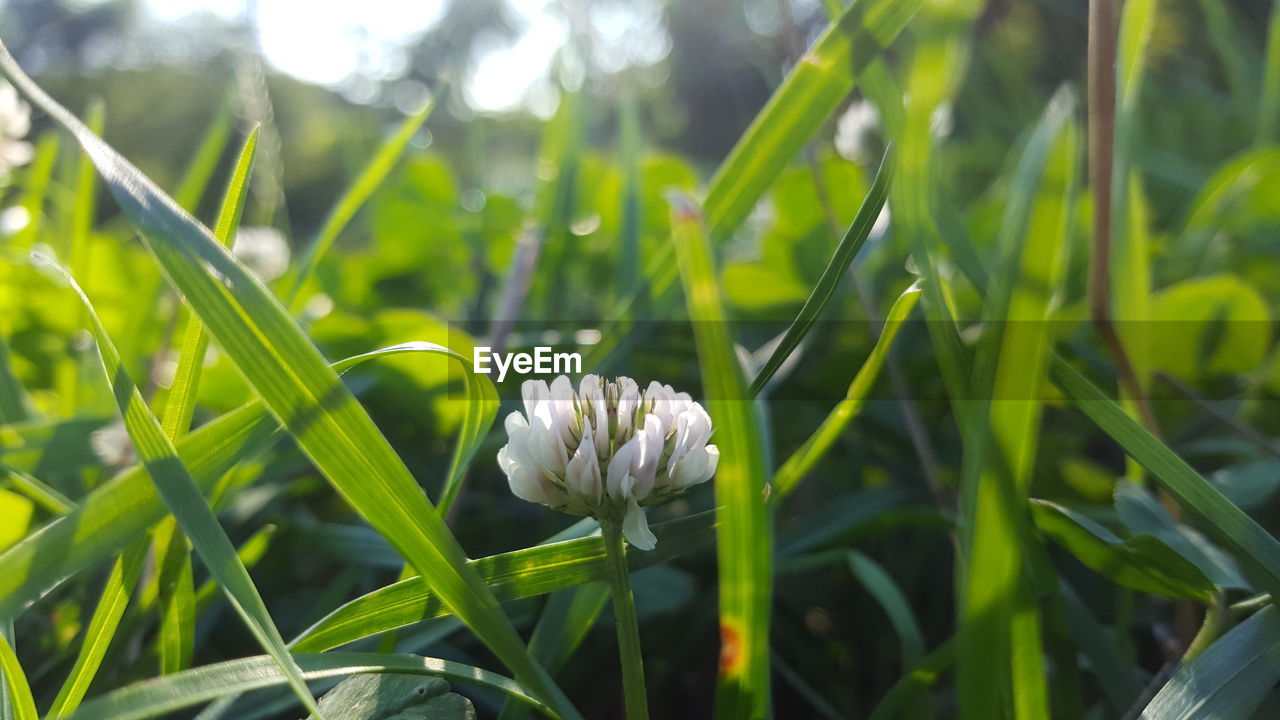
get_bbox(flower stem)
[601,518,650,720]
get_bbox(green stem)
[601,518,650,720]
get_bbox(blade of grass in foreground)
[0,343,483,618]
[37,258,321,717]
[66,653,551,720]
[749,145,894,396]
[290,512,715,653]
[286,96,437,308]
[0,631,35,720]
[670,196,772,720]
[1139,606,1280,719]
[151,127,258,675]
[772,281,921,499]
[0,47,578,719]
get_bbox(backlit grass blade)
[0,48,578,718]
[702,0,923,238]
[58,99,103,416]
[0,342,478,618]
[39,259,321,717]
[958,89,1077,720]
[1139,606,1280,719]
[0,467,74,515]
[290,511,715,653]
[669,196,772,720]
[194,524,277,617]
[44,539,148,719]
[748,145,894,396]
[0,632,35,720]
[773,281,921,499]
[287,97,437,308]
[173,99,234,212]
[65,653,551,720]
[152,126,258,677]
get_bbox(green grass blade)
[290,511,715,653]
[194,524,277,617]
[0,631,35,720]
[13,132,57,250]
[65,653,552,720]
[847,551,924,670]
[958,90,1077,720]
[773,281,921,499]
[287,98,437,308]
[0,50,577,718]
[58,99,103,416]
[702,0,923,238]
[1139,606,1280,719]
[1049,359,1280,598]
[0,343,474,618]
[0,467,74,515]
[669,196,772,719]
[1058,582,1145,713]
[748,145,894,395]
[39,259,321,717]
[45,539,148,719]
[173,100,234,213]
[865,637,955,720]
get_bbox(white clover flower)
[498,375,719,550]
[0,81,32,175]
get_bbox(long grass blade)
[748,145,894,395]
[65,653,552,720]
[773,281,921,499]
[1258,1,1280,144]
[669,196,772,719]
[287,97,437,307]
[290,511,715,653]
[0,48,578,718]
[0,632,34,720]
[38,258,321,716]
[44,539,148,718]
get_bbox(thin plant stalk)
[600,519,650,720]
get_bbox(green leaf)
[957,89,1078,720]
[847,551,924,670]
[1031,500,1216,601]
[36,258,320,717]
[748,145,893,395]
[0,490,32,552]
[1049,359,1280,600]
[0,47,577,719]
[0,631,35,720]
[1144,275,1271,380]
[669,196,772,720]
[1139,606,1280,719]
[45,540,148,719]
[65,653,551,720]
[290,511,715,653]
[772,281,921,499]
[702,0,923,239]
[1258,2,1280,144]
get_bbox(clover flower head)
[498,375,719,550]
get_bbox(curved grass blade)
[847,551,924,670]
[0,343,479,618]
[773,281,921,499]
[669,196,772,720]
[864,637,955,720]
[748,145,893,396]
[194,524,277,617]
[0,467,74,515]
[702,0,922,238]
[44,539,148,719]
[0,632,35,720]
[0,50,576,718]
[173,99,234,213]
[286,97,437,308]
[36,258,321,718]
[290,511,716,653]
[1139,606,1280,719]
[65,653,552,720]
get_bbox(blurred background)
[4,0,1280,717]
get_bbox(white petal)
[606,440,638,500]
[622,497,657,551]
[629,414,663,500]
[565,419,603,504]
